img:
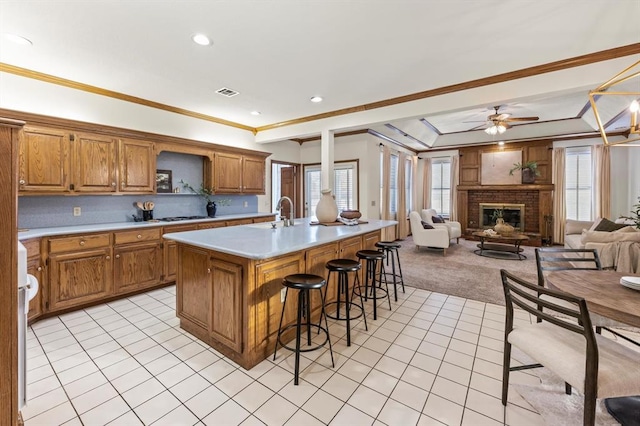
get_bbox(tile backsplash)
[18,194,259,229]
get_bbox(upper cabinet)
[119,138,156,193]
[213,152,266,194]
[19,125,156,195]
[19,126,71,193]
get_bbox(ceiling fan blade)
[503,116,539,122]
[469,123,487,130]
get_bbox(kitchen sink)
[246,221,301,229]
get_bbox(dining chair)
[535,247,639,348]
[500,269,640,426]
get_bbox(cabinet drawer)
[114,228,161,245]
[22,238,41,258]
[49,233,111,254]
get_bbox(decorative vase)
[206,201,217,218]
[494,218,515,236]
[315,189,339,223]
[522,168,536,184]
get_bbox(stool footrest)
[325,301,365,321]
[277,323,331,354]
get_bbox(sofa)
[409,211,450,255]
[420,209,462,243]
[564,218,640,273]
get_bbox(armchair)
[420,209,462,243]
[409,211,450,256]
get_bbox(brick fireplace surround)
[457,184,554,246]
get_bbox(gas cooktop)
[158,216,208,222]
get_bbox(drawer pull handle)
[137,234,142,239]
[19,179,25,185]
[37,266,42,271]
[79,241,85,246]
[207,268,211,274]
[111,182,116,187]
[106,256,111,260]
[115,254,120,259]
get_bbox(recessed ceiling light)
[4,33,32,46]
[310,96,323,103]
[192,34,211,46]
[250,111,261,116]
[497,141,505,146]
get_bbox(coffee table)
[472,231,529,260]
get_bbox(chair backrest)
[500,269,597,356]
[535,248,602,287]
[420,209,438,224]
[409,211,423,234]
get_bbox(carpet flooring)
[395,237,539,305]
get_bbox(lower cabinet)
[210,259,243,352]
[27,257,43,321]
[177,245,211,330]
[48,247,113,311]
[113,241,162,294]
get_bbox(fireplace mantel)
[458,184,554,191]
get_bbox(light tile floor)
[23,285,568,425]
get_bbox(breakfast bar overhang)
[163,218,397,369]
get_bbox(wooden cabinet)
[213,152,266,194]
[226,218,253,227]
[119,138,155,193]
[163,224,198,283]
[73,132,117,193]
[210,259,243,352]
[48,246,113,312]
[361,231,381,251]
[19,126,71,193]
[177,245,211,330]
[197,221,226,230]
[306,243,339,306]
[18,126,155,194]
[113,229,162,294]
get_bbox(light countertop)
[163,217,398,260]
[17,213,275,240]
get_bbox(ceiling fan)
[470,106,540,134]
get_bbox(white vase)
[315,189,339,223]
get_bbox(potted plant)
[620,196,640,230]
[509,161,540,184]
[180,180,217,217]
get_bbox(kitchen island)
[163,217,396,369]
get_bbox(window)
[405,158,413,215]
[431,158,451,216]
[389,154,399,215]
[565,147,592,221]
[304,161,358,218]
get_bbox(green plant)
[509,161,540,176]
[620,196,640,229]
[491,208,504,222]
[180,180,232,206]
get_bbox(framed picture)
[156,169,172,193]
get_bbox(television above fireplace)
[479,203,525,231]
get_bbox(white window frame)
[565,146,593,221]
[303,161,358,218]
[431,157,451,217]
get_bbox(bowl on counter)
[340,210,362,220]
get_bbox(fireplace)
[479,203,525,231]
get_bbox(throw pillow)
[614,226,638,233]
[432,215,445,224]
[421,220,434,229]
[594,218,628,232]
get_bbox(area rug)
[396,237,539,305]
[513,368,618,426]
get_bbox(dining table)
[546,269,640,426]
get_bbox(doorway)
[271,161,300,219]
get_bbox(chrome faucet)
[276,196,294,226]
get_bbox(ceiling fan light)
[497,124,506,134]
[631,100,640,113]
[485,126,497,135]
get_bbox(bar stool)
[325,259,368,346]
[273,273,335,385]
[375,241,405,301]
[354,250,391,321]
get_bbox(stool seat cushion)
[375,241,401,249]
[357,249,386,260]
[326,259,361,271]
[283,274,326,289]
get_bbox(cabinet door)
[49,248,113,311]
[338,236,363,295]
[164,241,178,282]
[242,156,266,194]
[306,243,339,307]
[214,152,243,193]
[119,139,155,193]
[113,242,162,294]
[255,254,305,348]
[177,245,211,330]
[210,259,243,352]
[27,258,43,320]
[361,231,381,251]
[73,133,117,193]
[19,126,71,193]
